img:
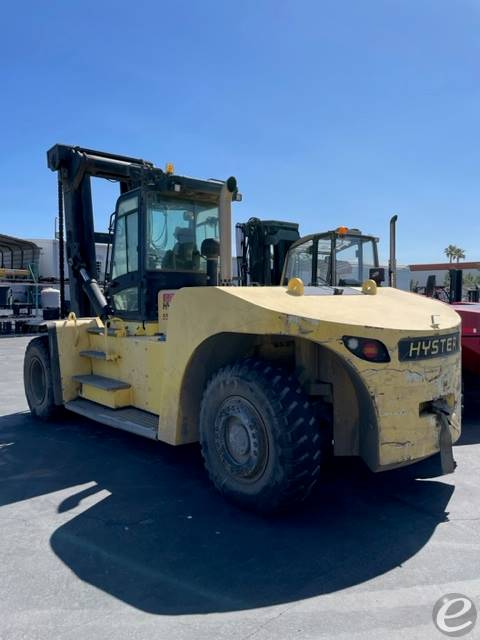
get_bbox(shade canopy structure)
[0,234,40,274]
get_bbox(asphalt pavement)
[0,336,479,640]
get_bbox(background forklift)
[236,218,387,289]
[24,144,462,512]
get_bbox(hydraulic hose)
[78,268,112,321]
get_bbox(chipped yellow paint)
[86,333,164,414]
[52,284,461,471]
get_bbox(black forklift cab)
[109,187,224,320]
[282,227,382,288]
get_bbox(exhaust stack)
[389,214,398,288]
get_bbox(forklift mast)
[235,218,300,285]
[48,145,154,318]
[48,144,237,319]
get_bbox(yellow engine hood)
[214,286,460,333]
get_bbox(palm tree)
[444,245,466,263]
[444,245,457,263]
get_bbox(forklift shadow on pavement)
[0,411,456,615]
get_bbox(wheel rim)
[30,357,47,406]
[214,396,269,482]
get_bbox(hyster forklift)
[24,144,462,512]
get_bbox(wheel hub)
[215,396,268,482]
[226,419,251,459]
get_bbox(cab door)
[108,191,141,319]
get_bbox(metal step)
[65,398,158,440]
[80,350,108,360]
[79,350,118,361]
[72,374,131,391]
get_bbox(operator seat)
[162,227,201,271]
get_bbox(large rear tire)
[24,336,59,420]
[199,358,328,513]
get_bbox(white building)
[30,239,110,282]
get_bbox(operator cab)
[282,227,381,287]
[109,186,224,320]
[107,174,241,320]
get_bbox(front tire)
[199,359,327,512]
[24,336,59,420]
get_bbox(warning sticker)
[160,291,176,321]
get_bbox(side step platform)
[65,398,159,440]
[73,374,130,390]
[73,374,131,409]
[80,350,118,362]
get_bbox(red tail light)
[343,336,390,363]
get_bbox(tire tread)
[23,336,60,421]
[199,358,328,512]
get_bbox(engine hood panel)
[216,286,460,333]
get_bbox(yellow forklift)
[24,144,461,512]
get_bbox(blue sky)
[1,0,479,264]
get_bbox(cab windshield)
[284,234,377,286]
[146,193,219,272]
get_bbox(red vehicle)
[410,261,480,384]
[453,303,480,377]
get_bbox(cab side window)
[284,240,314,285]
[111,195,139,313]
[112,196,139,279]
